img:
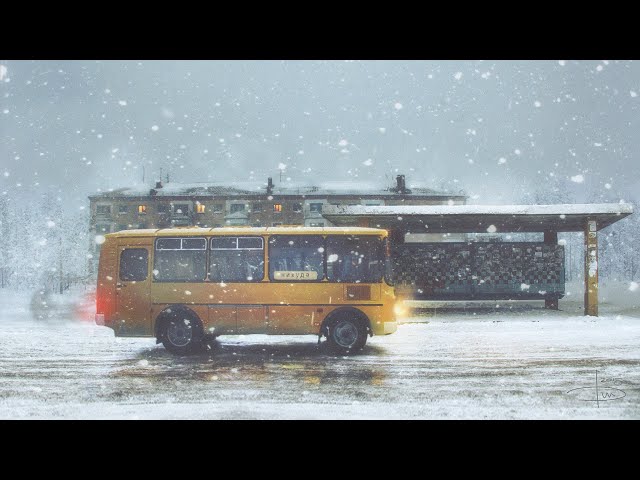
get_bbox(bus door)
[115,241,152,336]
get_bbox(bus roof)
[104,226,388,238]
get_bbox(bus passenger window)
[154,237,207,282]
[269,235,324,281]
[210,236,264,282]
[326,235,384,283]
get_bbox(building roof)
[322,203,634,233]
[104,226,389,238]
[89,180,464,199]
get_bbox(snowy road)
[0,289,639,419]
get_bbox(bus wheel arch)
[155,305,204,355]
[320,307,370,352]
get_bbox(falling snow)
[0,60,639,419]
[571,174,585,183]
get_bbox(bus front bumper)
[383,321,397,335]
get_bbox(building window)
[118,205,128,214]
[95,224,111,234]
[292,203,302,213]
[138,205,147,214]
[309,203,323,213]
[230,203,245,214]
[138,223,147,229]
[273,203,283,213]
[96,205,111,215]
[252,203,263,212]
[309,222,325,227]
[117,224,128,231]
[157,204,169,214]
[196,203,206,214]
[272,222,283,227]
[213,204,223,213]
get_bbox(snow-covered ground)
[0,283,638,419]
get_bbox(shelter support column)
[584,219,598,316]
[544,230,559,310]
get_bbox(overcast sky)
[1,60,638,207]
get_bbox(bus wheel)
[327,316,368,353]
[159,312,204,355]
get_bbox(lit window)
[196,204,206,214]
[138,205,147,214]
[273,203,283,213]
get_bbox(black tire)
[326,315,368,353]
[158,310,204,355]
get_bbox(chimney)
[155,180,163,189]
[266,177,274,196]
[394,174,411,194]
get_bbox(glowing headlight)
[394,303,406,317]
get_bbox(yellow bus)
[95,227,397,354]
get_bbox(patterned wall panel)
[392,242,565,300]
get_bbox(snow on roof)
[89,180,462,198]
[323,203,634,216]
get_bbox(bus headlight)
[393,303,407,318]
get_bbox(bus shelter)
[322,203,634,316]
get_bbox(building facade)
[87,175,467,266]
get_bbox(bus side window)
[210,236,264,282]
[268,235,324,281]
[154,238,207,282]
